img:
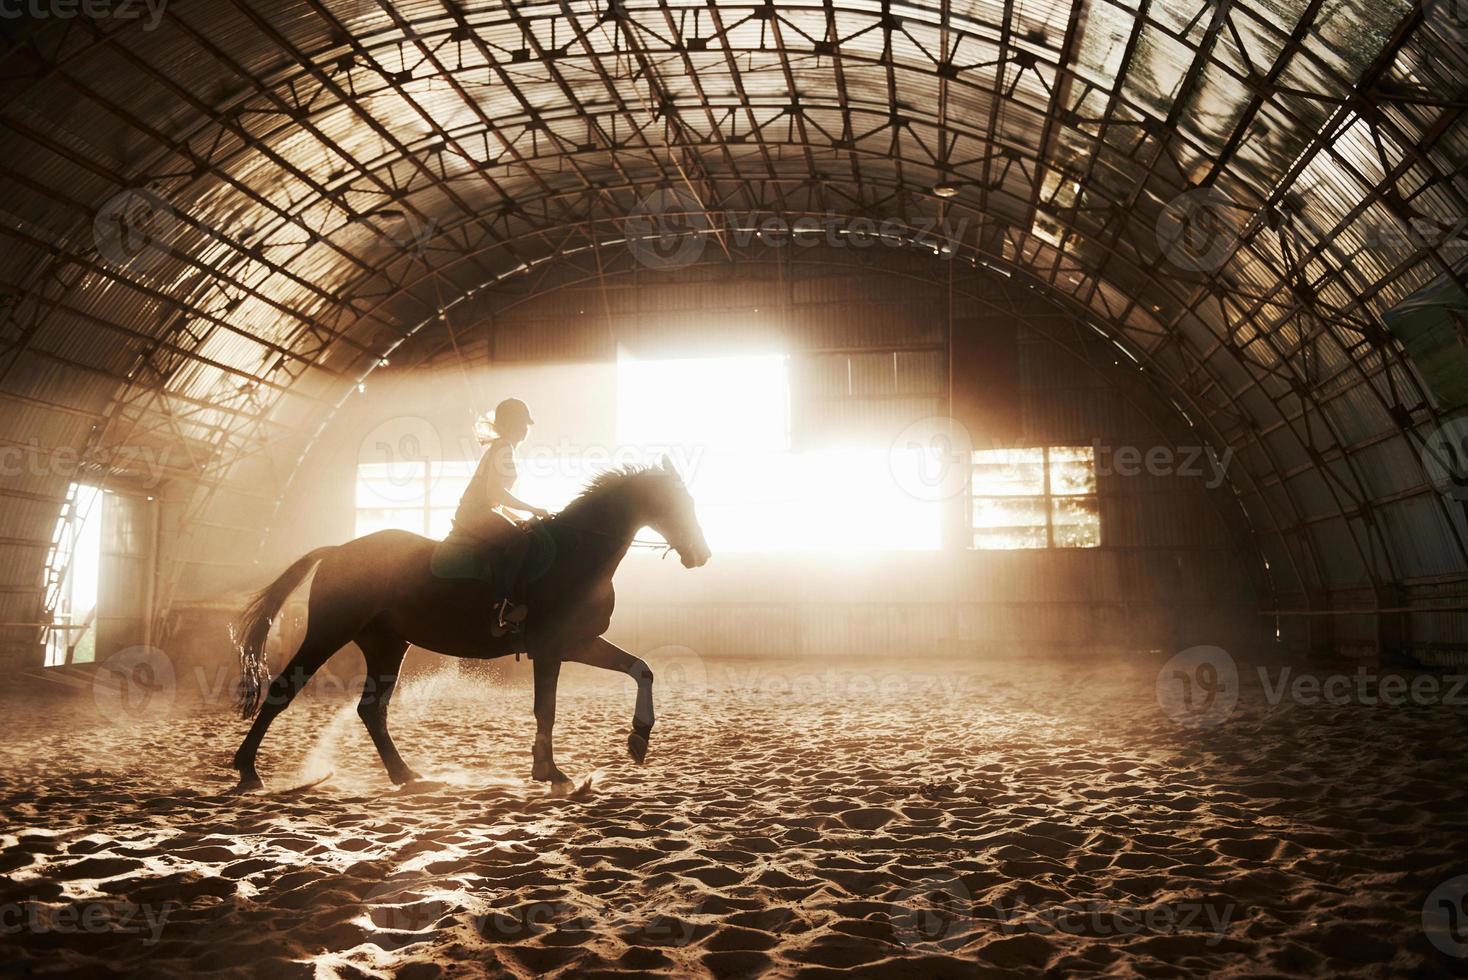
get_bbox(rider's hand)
[531,507,550,519]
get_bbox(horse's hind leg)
[355,630,415,784]
[231,612,361,790]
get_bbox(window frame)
[969,446,1100,550]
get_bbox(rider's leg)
[490,528,531,631]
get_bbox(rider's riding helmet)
[476,397,535,443]
[494,397,534,427]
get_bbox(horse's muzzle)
[680,546,711,568]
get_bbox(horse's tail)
[232,547,336,719]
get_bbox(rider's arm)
[500,491,549,518]
[481,443,548,517]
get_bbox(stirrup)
[492,600,528,635]
[498,601,528,628]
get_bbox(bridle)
[539,516,678,558]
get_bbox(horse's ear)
[658,453,686,484]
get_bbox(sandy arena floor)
[2,653,1467,978]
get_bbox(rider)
[440,397,549,633]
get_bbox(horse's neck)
[561,489,640,573]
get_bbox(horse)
[228,457,711,792]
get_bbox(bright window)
[43,483,104,666]
[355,457,602,539]
[971,447,1100,549]
[353,351,947,551]
[617,349,790,452]
[616,349,942,551]
[356,460,473,539]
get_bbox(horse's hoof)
[232,774,264,794]
[628,732,649,764]
[390,768,422,785]
[531,764,569,784]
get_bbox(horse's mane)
[558,463,667,516]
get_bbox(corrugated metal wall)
[6,258,1272,670]
[385,260,1262,658]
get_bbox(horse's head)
[644,455,711,569]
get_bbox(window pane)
[972,448,1045,496]
[1048,446,1098,495]
[431,469,473,512]
[973,525,1050,549]
[618,348,790,453]
[973,496,1049,549]
[44,484,104,667]
[427,508,457,540]
[1052,496,1101,548]
[357,462,427,508]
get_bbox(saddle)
[429,519,557,620]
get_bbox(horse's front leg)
[564,637,654,764]
[530,653,569,784]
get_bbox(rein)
[541,518,675,558]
